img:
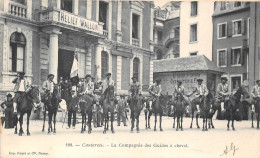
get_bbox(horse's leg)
[190,107,194,128]
[14,115,18,134]
[136,114,140,133]
[227,111,230,131]
[176,115,179,131]
[205,113,208,131]
[251,112,254,128]
[154,113,157,131]
[211,117,215,129]
[196,112,200,129]
[42,106,46,132]
[48,112,52,134]
[81,113,84,133]
[131,112,134,132]
[88,110,92,134]
[181,114,183,131]
[148,111,152,129]
[111,111,115,133]
[173,113,176,128]
[103,113,107,134]
[231,110,235,131]
[257,110,260,129]
[145,111,147,129]
[26,112,31,135]
[53,112,57,133]
[18,113,24,136]
[159,113,163,131]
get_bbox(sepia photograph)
[0,0,259,157]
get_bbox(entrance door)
[58,49,74,80]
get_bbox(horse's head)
[130,85,139,98]
[176,92,184,101]
[29,86,40,104]
[235,85,250,99]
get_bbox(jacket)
[193,84,208,97]
[251,85,260,98]
[13,78,29,92]
[100,79,115,94]
[216,83,229,98]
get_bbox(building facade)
[212,2,250,93]
[179,1,214,60]
[153,2,180,60]
[0,0,155,96]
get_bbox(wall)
[32,31,41,85]
[121,1,131,45]
[121,57,130,91]
[179,1,214,60]
[142,1,151,50]
[142,55,150,86]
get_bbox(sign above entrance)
[40,9,103,35]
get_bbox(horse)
[225,85,250,131]
[173,92,187,131]
[42,84,61,134]
[128,85,144,133]
[102,85,116,134]
[151,94,168,131]
[206,92,220,129]
[14,86,41,136]
[200,94,212,131]
[78,92,93,133]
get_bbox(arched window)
[101,51,108,79]
[133,57,139,81]
[9,32,26,72]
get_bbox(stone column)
[117,56,122,91]
[96,0,99,21]
[116,0,122,42]
[48,30,61,83]
[87,0,92,19]
[149,60,153,85]
[108,2,112,40]
[57,0,61,9]
[95,44,102,81]
[73,0,79,15]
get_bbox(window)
[218,49,227,67]
[11,0,26,5]
[133,57,139,80]
[190,51,198,56]
[132,13,139,39]
[218,23,227,39]
[191,1,198,16]
[9,32,26,72]
[220,2,226,10]
[190,24,197,42]
[231,76,241,91]
[233,20,242,36]
[99,1,108,30]
[101,51,108,79]
[61,0,73,13]
[234,1,242,7]
[157,31,163,44]
[231,48,242,65]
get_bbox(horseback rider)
[12,72,30,114]
[42,74,55,108]
[251,80,260,113]
[189,79,209,113]
[216,77,230,112]
[128,76,142,99]
[148,79,162,112]
[99,73,115,106]
[172,80,188,114]
[79,74,98,104]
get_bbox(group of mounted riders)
[0,70,260,135]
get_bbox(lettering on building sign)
[59,11,99,33]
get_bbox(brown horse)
[174,92,186,131]
[128,85,144,133]
[42,84,61,134]
[78,93,93,134]
[102,85,116,134]
[225,85,250,130]
[250,97,260,128]
[14,86,40,136]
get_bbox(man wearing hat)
[251,80,260,114]
[172,80,188,114]
[12,72,30,114]
[66,87,79,129]
[190,79,209,113]
[216,77,229,111]
[99,73,115,105]
[117,94,127,126]
[42,74,55,108]
[1,93,14,128]
[128,76,142,97]
[148,79,162,111]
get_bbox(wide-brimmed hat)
[48,74,54,78]
[106,73,112,76]
[177,80,182,84]
[221,77,228,81]
[197,79,203,82]
[85,74,91,78]
[131,76,138,80]
[6,93,12,98]
[256,80,260,84]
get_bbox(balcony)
[39,8,104,35]
[8,1,27,18]
[132,38,140,47]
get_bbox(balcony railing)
[103,30,108,39]
[9,1,27,18]
[132,38,140,47]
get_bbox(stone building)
[0,0,155,96]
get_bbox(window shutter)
[241,49,245,65]
[230,48,233,65]
[227,21,232,37]
[241,19,246,35]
